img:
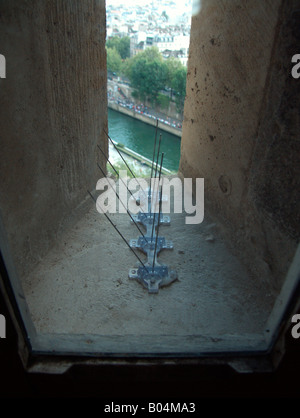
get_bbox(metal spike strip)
[128,137,178,294]
[92,128,178,294]
[87,190,150,273]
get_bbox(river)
[108,108,181,172]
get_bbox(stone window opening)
[0,0,299,374]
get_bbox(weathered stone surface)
[179,0,299,288]
[0,1,107,277]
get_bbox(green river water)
[108,108,181,172]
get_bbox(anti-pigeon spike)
[149,119,159,214]
[104,129,146,194]
[87,190,150,273]
[97,144,145,213]
[151,152,164,243]
[97,163,148,242]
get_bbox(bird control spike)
[88,190,150,273]
[128,148,178,293]
[93,130,178,294]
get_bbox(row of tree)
[106,37,187,115]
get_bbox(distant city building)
[106,0,192,66]
[130,31,147,56]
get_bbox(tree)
[127,47,168,105]
[106,36,130,60]
[157,93,170,110]
[121,56,133,79]
[118,37,130,60]
[165,57,183,98]
[171,66,187,115]
[106,47,122,74]
[142,46,162,62]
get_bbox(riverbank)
[108,101,182,138]
[109,141,174,176]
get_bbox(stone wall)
[179,0,300,289]
[0,1,108,278]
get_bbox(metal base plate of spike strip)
[130,236,173,254]
[131,212,170,228]
[129,265,178,294]
[127,156,177,293]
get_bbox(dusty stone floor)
[21,180,277,339]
